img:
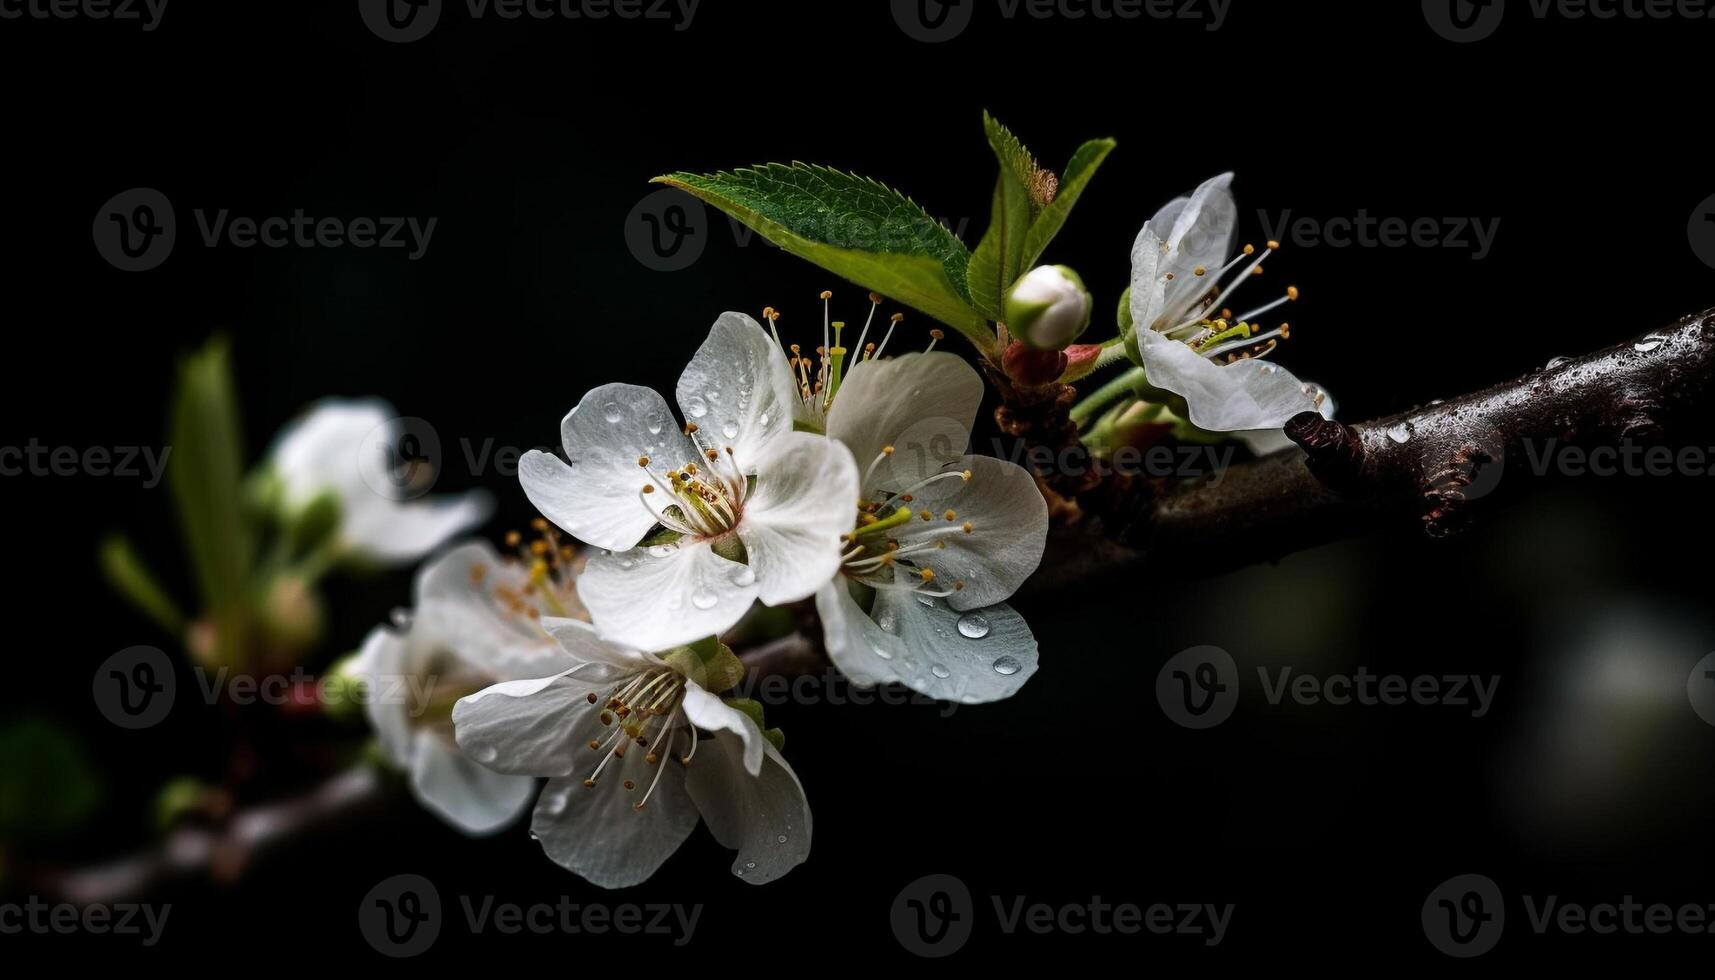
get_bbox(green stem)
[1070,366,1146,428]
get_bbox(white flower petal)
[685,731,811,885]
[680,682,763,777]
[1237,386,1334,455]
[268,398,390,506]
[1129,226,1171,334]
[354,626,414,766]
[522,383,695,553]
[826,352,984,494]
[407,541,572,679]
[1138,328,1326,432]
[540,617,655,672]
[736,431,858,606]
[675,312,798,465]
[531,770,699,890]
[901,455,1047,609]
[815,578,897,689]
[340,492,492,565]
[1150,172,1237,320]
[406,731,536,836]
[579,538,760,651]
[820,579,1039,703]
[452,668,620,777]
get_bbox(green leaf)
[0,720,104,840]
[653,165,993,350]
[168,337,254,667]
[98,533,185,635]
[1020,137,1116,271]
[966,116,1115,325]
[967,113,1052,321]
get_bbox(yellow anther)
[504,530,522,547]
[642,484,655,494]
[890,313,905,323]
[1194,265,1208,276]
[820,290,833,300]
[637,455,650,467]
[1287,286,1301,301]
[943,509,957,521]
[919,568,936,582]
[869,292,881,304]
[962,522,974,533]
[1266,240,1281,250]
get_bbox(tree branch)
[1020,307,1715,588]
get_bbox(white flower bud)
[1006,265,1092,349]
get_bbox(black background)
[4,0,1715,967]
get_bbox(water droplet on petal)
[957,613,991,639]
[722,420,739,439]
[729,566,757,587]
[776,834,788,843]
[871,645,894,661]
[647,544,678,558]
[876,610,899,634]
[646,415,665,435]
[759,411,771,428]
[685,395,708,418]
[691,590,718,610]
[473,745,498,764]
[745,861,756,869]
[602,402,622,423]
[931,663,951,678]
[992,656,1022,676]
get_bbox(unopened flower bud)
[1006,265,1092,350]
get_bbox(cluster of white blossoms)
[300,307,1049,888]
[1130,173,1336,447]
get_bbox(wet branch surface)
[1022,307,1715,588]
[38,309,1714,904]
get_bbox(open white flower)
[269,399,491,565]
[351,538,579,835]
[1131,173,1333,434]
[453,626,810,888]
[809,351,1049,703]
[520,313,858,651]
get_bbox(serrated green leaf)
[1021,137,1116,271]
[654,165,993,350]
[968,113,1052,321]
